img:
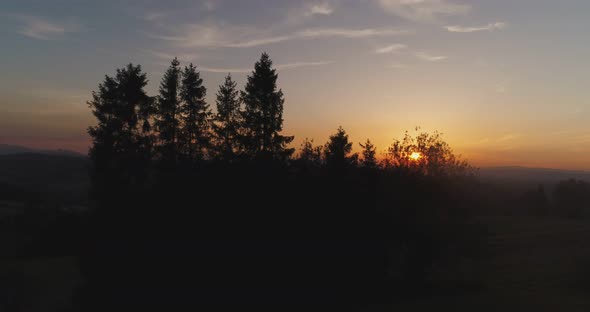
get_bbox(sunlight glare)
[410,152,422,161]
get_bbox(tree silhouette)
[81,56,487,309]
[359,139,377,168]
[179,63,210,161]
[241,53,294,160]
[87,63,152,197]
[212,74,241,160]
[386,129,473,176]
[297,138,323,166]
[155,58,182,164]
[324,126,357,169]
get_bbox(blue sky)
[1,0,589,169]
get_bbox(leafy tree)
[241,53,294,160]
[298,138,323,166]
[324,126,357,168]
[212,74,241,160]
[386,128,473,176]
[359,139,377,168]
[87,63,152,196]
[179,63,210,161]
[155,58,182,163]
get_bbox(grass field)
[11,215,590,311]
[375,216,590,311]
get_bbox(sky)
[0,0,589,170]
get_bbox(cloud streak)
[153,22,409,48]
[377,0,471,23]
[305,2,335,16]
[375,43,407,54]
[416,52,447,61]
[446,22,507,33]
[11,14,80,40]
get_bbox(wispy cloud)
[199,61,333,73]
[153,22,409,48]
[286,1,336,24]
[305,2,335,16]
[375,43,407,54]
[10,14,81,40]
[142,12,168,22]
[276,61,334,70]
[416,51,447,61]
[468,133,524,150]
[446,22,507,33]
[203,0,216,11]
[377,0,471,23]
[228,28,408,47]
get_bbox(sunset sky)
[1,0,589,170]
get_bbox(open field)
[8,215,590,311]
[378,216,590,311]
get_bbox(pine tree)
[324,126,356,169]
[359,139,377,168]
[241,53,294,160]
[88,64,152,196]
[179,63,210,161]
[212,74,241,160]
[155,58,182,163]
[298,138,323,166]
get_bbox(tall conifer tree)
[359,139,377,168]
[324,126,356,169]
[179,63,210,161]
[88,64,151,196]
[241,53,294,160]
[155,58,182,163]
[213,74,241,160]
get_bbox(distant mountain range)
[0,144,85,158]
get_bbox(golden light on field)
[409,152,422,161]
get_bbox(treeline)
[515,179,590,217]
[88,53,293,189]
[88,53,473,190]
[78,53,484,310]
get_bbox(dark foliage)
[212,74,242,160]
[66,52,590,310]
[87,64,153,202]
[179,63,210,161]
[360,139,378,168]
[155,58,182,164]
[241,53,294,160]
[324,126,358,169]
[553,179,590,217]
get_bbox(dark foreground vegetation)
[5,53,590,311]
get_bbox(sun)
[409,152,422,161]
